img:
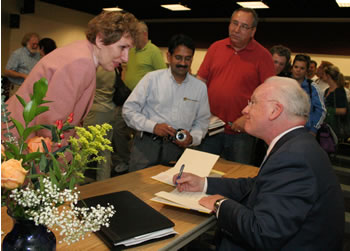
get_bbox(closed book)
[79,190,175,249]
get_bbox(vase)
[2,215,56,251]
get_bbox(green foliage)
[2,78,113,220]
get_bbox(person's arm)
[196,75,207,83]
[3,69,27,80]
[208,152,316,250]
[310,83,326,133]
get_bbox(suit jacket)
[5,40,96,141]
[207,128,344,250]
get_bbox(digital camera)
[173,129,187,142]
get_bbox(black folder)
[79,190,175,249]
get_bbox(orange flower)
[1,159,28,189]
[27,136,52,153]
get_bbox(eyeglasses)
[247,99,278,106]
[231,20,254,31]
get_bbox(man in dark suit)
[174,76,344,250]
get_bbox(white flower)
[10,177,115,245]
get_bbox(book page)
[152,149,219,186]
[154,189,211,214]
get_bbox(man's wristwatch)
[214,198,226,213]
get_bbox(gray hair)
[232,8,258,27]
[265,76,310,120]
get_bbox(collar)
[136,40,151,52]
[264,126,304,163]
[24,46,37,57]
[224,37,256,52]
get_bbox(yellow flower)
[1,159,28,189]
[27,136,52,153]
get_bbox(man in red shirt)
[197,8,275,164]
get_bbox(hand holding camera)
[153,124,192,147]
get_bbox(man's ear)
[166,51,171,63]
[95,33,104,48]
[269,102,283,121]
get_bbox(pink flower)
[27,136,52,153]
[1,159,28,189]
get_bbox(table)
[1,159,259,250]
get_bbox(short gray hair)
[265,76,310,119]
[232,8,258,27]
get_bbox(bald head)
[243,76,310,144]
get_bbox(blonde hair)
[324,65,345,87]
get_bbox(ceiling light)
[336,0,350,7]
[103,7,123,11]
[161,4,191,11]
[237,1,269,9]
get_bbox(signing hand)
[172,172,205,192]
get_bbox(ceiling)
[40,0,350,21]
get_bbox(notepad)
[152,148,219,186]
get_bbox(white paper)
[152,149,219,186]
[154,189,211,214]
[115,227,177,246]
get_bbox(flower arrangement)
[1,78,115,245]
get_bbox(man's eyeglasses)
[247,99,278,106]
[231,20,254,31]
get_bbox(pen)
[175,164,185,185]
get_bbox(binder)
[79,190,175,249]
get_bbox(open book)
[151,149,219,213]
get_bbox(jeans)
[198,133,256,165]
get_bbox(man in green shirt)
[115,21,166,173]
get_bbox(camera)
[174,129,187,142]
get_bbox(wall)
[2,0,350,76]
[1,0,94,73]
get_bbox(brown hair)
[21,32,40,47]
[86,11,138,45]
[324,65,345,87]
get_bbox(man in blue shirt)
[291,54,326,135]
[4,32,41,97]
[123,34,210,171]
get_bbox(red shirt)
[198,38,275,134]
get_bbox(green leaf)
[49,170,58,186]
[23,100,38,125]
[39,154,48,173]
[35,106,49,117]
[11,118,24,137]
[33,78,48,104]
[22,125,43,141]
[5,142,20,157]
[69,176,76,190]
[62,125,75,131]
[15,94,26,108]
[23,152,43,162]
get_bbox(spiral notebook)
[79,190,176,249]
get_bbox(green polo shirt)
[124,40,166,90]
